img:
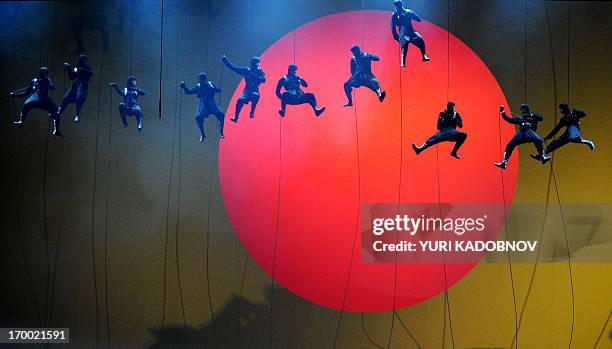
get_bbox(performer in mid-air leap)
[275,64,325,117]
[180,72,225,141]
[222,54,266,122]
[411,101,467,159]
[110,76,146,132]
[10,67,63,137]
[530,103,595,161]
[344,44,386,107]
[391,0,430,67]
[56,54,94,123]
[495,104,549,169]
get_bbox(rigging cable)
[11,90,43,330]
[204,4,222,348]
[549,3,576,346]
[435,0,456,347]
[386,0,403,346]
[237,0,255,348]
[39,3,53,337]
[509,1,557,347]
[160,2,175,331]
[47,0,68,326]
[158,0,164,119]
[268,0,292,344]
[104,75,112,349]
[333,1,365,347]
[90,43,106,349]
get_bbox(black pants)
[20,96,58,122]
[344,75,381,103]
[400,31,427,62]
[545,126,593,154]
[421,128,467,153]
[119,103,142,128]
[280,92,318,113]
[545,133,593,154]
[196,111,225,138]
[503,129,544,160]
[234,91,260,119]
[58,84,88,117]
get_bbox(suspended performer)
[222,54,266,122]
[10,67,63,137]
[344,44,386,107]
[391,0,430,67]
[180,72,225,142]
[530,103,595,161]
[275,64,325,117]
[110,76,146,132]
[56,54,94,123]
[495,104,549,169]
[411,101,466,159]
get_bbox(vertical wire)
[435,0,456,347]
[237,0,254,346]
[386,3,422,347]
[509,2,557,347]
[172,13,189,347]
[333,1,365,347]
[524,0,528,102]
[158,0,164,119]
[47,2,68,333]
[270,0,296,347]
[175,80,188,349]
[269,0,285,342]
[104,75,112,349]
[160,2,175,329]
[39,2,53,337]
[90,47,106,349]
[47,0,59,330]
[130,0,134,75]
[496,1,520,332]
[548,5,576,347]
[387,0,402,346]
[204,4,222,348]
[12,95,43,329]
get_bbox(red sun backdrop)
[219,11,518,312]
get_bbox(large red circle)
[219,11,518,312]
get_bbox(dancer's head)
[198,72,208,83]
[350,44,362,56]
[38,66,49,78]
[78,54,88,67]
[250,56,261,70]
[393,0,403,12]
[127,75,137,87]
[447,101,456,112]
[520,103,530,114]
[287,64,298,75]
[558,103,570,114]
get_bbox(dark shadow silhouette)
[144,284,343,349]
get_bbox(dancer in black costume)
[495,104,549,169]
[57,54,94,123]
[412,101,466,159]
[530,103,594,161]
[222,54,266,122]
[10,67,63,137]
[110,76,146,132]
[391,0,430,66]
[275,64,325,117]
[180,72,225,141]
[344,44,386,106]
